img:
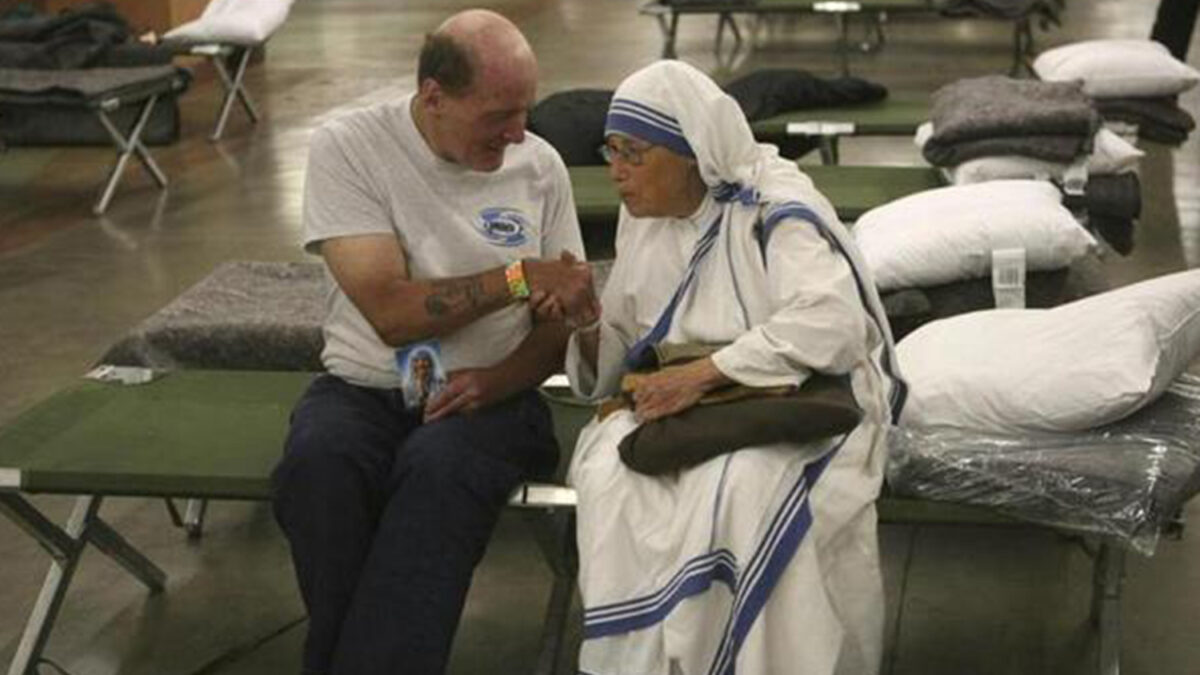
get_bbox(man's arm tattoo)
[424,277,491,317]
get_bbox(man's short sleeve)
[302,124,394,254]
[539,150,586,261]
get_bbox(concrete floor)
[1,0,1199,673]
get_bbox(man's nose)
[502,113,526,144]
[608,159,626,182]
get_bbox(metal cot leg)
[1009,16,1035,77]
[183,498,209,539]
[664,11,681,59]
[0,494,166,675]
[524,509,579,675]
[715,12,742,52]
[835,13,851,77]
[818,135,842,165]
[210,46,261,142]
[1091,540,1125,675]
[94,94,168,216]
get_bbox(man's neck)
[410,96,449,162]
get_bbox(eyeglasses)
[600,139,654,167]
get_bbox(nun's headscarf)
[604,60,908,421]
[604,60,813,207]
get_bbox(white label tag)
[510,483,578,507]
[84,365,157,385]
[786,121,856,136]
[814,1,863,12]
[991,248,1027,309]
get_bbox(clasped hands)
[523,252,729,424]
[523,251,601,329]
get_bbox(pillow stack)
[916,75,1143,255]
[1034,39,1199,146]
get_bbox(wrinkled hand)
[524,251,596,321]
[631,357,730,423]
[424,368,506,423]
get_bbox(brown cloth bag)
[610,344,863,475]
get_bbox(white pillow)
[164,0,296,45]
[1034,39,1200,98]
[946,129,1143,184]
[853,180,1096,291]
[897,269,1200,433]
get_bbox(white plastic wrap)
[887,375,1200,555]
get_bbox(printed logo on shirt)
[474,207,530,247]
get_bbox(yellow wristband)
[506,260,531,300]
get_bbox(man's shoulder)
[314,100,408,149]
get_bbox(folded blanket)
[1095,96,1195,145]
[0,2,130,69]
[722,69,888,121]
[0,65,188,104]
[924,76,1099,165]
[527,88,613,166]
[923,132,1092,166]
[929,76,1100,144]
[1135,121,1191,145]
[940,0,1048,19]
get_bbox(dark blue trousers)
[272,374,558,675]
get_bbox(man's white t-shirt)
[303,94,585,389]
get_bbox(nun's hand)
[631,357,731,423]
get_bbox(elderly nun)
[557,60,906,675]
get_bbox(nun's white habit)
[565,61,905,675]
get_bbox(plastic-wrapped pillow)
[945,128,1143,184]
[1033,39,1200,98]
[853,180,1095,291]
[164,0,296,45]
[897,269,1200,433]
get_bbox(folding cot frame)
[638,0,1037,77]
[92,94,169,215]
[0,369,1142,675]
[177,43,261,142]
[748,96,929,164]
[0,68,187,215]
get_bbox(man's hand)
[631,357,731,423]
[524,252,595,319]
[424,368,509,423]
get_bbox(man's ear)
[417,78,443,113]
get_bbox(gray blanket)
[1095,96,1195,146]
[101,261,328,372]
[925,76,1098,157]
[922,132,1092,166]
[0,65,186,105]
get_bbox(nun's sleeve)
[712,217,869,387]
[565,240,639,401]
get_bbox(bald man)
[272,10,590,674]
